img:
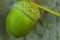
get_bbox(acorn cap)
[15,1,40,21]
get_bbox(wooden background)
[0,0,60,40]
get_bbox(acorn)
[6,1,40,38]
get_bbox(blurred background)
[0,0,60,40]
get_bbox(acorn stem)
[29,0,60,17]
[22,0,28,1]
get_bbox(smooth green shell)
[6,1,40,38]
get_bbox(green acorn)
[6,0,40,38]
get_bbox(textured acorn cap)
[15,1,40,21]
